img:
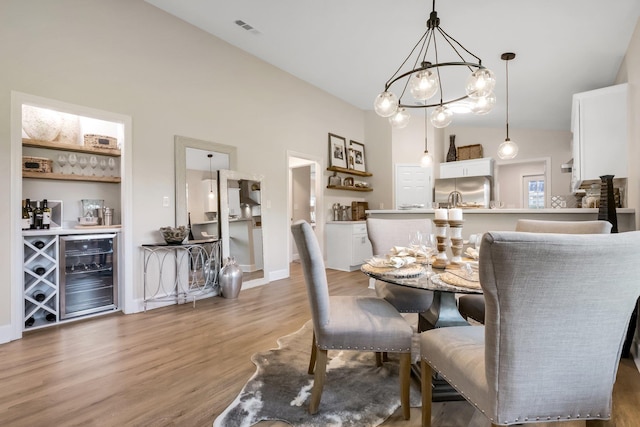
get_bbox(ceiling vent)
[234,20,261,35]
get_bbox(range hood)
[239,179,260,206]
[561,159,573,173]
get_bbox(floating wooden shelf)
[23,171,121,183]
[327,185,373,192]
[23,138,121,157]
[326,166,372,177]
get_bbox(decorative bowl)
[160,226,190,245]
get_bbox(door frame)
[287,151,323,266]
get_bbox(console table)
[141,239,221,310]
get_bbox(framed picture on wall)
[328,133,347,169]
[348,140,366,172]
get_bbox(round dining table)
[361,263,482,331]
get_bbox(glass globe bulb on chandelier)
[497,52,518,160]
[374,0,495,129]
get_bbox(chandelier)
[374,0,495,129]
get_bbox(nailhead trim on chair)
[320,345,412,352]
[422,356,609,424]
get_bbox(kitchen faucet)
[448,190,462,208]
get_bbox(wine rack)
[23,235,59,329]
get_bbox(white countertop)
[367,208,635,214]
[23,225,122,236]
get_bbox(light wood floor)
[1,263,639,427]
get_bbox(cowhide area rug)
[214,320,422,427]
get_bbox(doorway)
[287,151,322,265]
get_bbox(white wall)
[0,0,365,331]
[442,127,573,200]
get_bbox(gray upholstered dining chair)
[420,230,640,427]
[291,220,413,419]
[457,219,612,323]
[366,218,434,318]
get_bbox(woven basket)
[22,156,52,173]
[84,134,118,150]
[457,144,483,160]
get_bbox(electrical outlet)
[162,196,169,207]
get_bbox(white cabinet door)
[572,83,628,191]
[440,158,493,179]
[395,164,432,209]
[326,222,372,271]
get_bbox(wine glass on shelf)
[57,153,67,174]
[108,158,116,177]
[422,233,437,275]
[89,156,98,175]
[78,155,88,176]
[67,153,77,174]
[99,158,107,177]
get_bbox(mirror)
[219,169,266,286]
[175,135,266,287]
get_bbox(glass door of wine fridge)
[59,234,118,319]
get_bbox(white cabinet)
[571,83,628,192]
[326,222,373,272]
[440,158,494,179]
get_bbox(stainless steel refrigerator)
[434,176,491,208]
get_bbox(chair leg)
[586,420,614,427]
[309,348,327,414]
[421,359,432,427]
[308,332,317,374]
[399,352,411,420]
[375,352,383,367]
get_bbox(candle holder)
[432,219,449,269]
[448,219,464,264]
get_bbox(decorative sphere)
[374,91,399,117]
[431,106,453,128]
[409,70,439,100]
[466,68,496,98]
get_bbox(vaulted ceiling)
[145,0,640,131]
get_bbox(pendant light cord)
[505,58,510,140]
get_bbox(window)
[523,174,545,209]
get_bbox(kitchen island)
[366,208,636,238]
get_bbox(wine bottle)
[26,198,35,229]
[33,265,46,276]
[45,313,56,322]
[21,199,31,230]
[33,290,46,302]
[34,240,45,249]
[42,199,51,229]
[24,317,35,327]
[34,200,43,230]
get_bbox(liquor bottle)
[42,199,51,229]
[34,200,43,230]
[21,199,31,230]
[26,198,34,229]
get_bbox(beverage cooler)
[59,234,118,319]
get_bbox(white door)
[395,164,432,209]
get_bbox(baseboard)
[0,323,15,345]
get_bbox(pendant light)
[497,52,518,159]
[206,153,217,212]
[421,107,433,167]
